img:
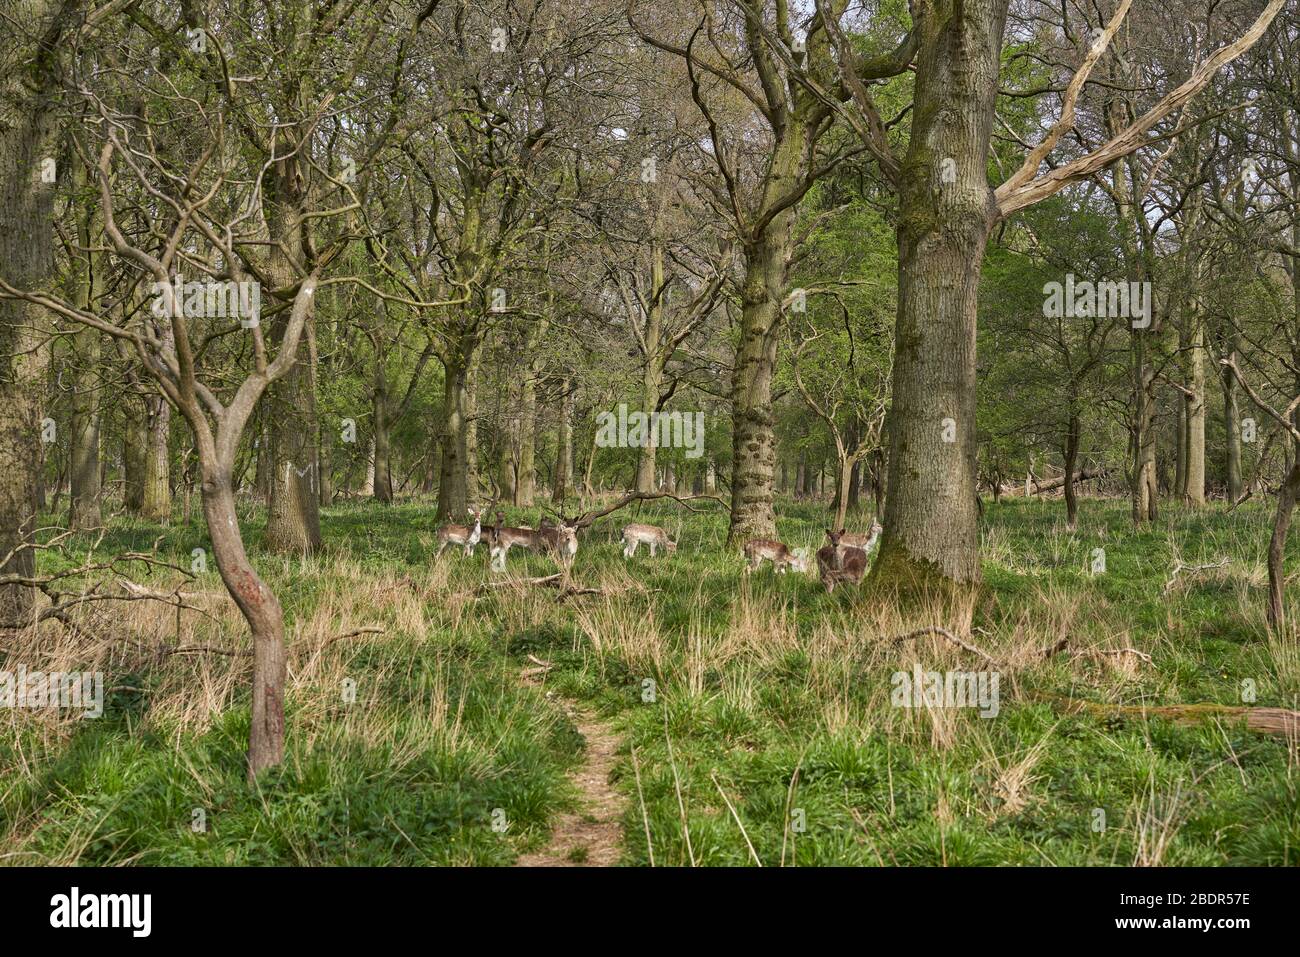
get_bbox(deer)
[621,523,677,559]
[816,528,869,594]
[742,539,807,575]
[434,506,482,557]
[488,511,578,571]
[838,517,883,552]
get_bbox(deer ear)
[839,528,847,536]
[825,529,833,538]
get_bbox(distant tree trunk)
[553,377,574,504]
[1223,332,1243,503]
[516,374,538,505]
[1063,408,1081,531]
[372,385,392,504]
[1184,323,1206,505]
[437,348,475,519]
[361,433,375,496]
[141,392,172,523]
[635,358,663,494]
[1267,461,1300,632]
[262,154,321,552]
[123,397,146,511]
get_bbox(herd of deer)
[435,507,883,593]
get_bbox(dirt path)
[516,695,625,867]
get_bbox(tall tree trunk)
[728,225,790,542]
[873,2,1006,597]
[0,0,64,624]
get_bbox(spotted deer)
[743,539,807,574]
[621,523,677,558]
[816,528,869,593]
[489,512,578,570]
[839,518,883,553]
[435,507,482,557]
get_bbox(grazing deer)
[435,507,482,557]
[489,512,578,570]
[621,523,677,558]
[743,539,807,574]
[816,528,869,594]
[839,518,883,552]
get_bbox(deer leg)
[649,542,657,557]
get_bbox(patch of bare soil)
[516,695,625,867]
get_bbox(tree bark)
[873,2,1006,597]
[1063,408,1080,531]
[140,393,171,522]
[553,376,574,504]
[1267,461,1300,632]
[0,0,64,624]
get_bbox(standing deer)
[743,539,807,574]
[621,523,677,558]
[816,528,869,594]
[489,511,578,570]
[839,518,883,552]
[435,507,482,557]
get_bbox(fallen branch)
[1035,693,1300,738]
[570,491,727,530]
[889,626,997,666]
[1164,559,1230,595]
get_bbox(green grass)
[2,495,1296,865]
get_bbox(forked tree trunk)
[203,466,286,780]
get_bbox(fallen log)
[1034,692,1300,738]
[1003,468,1107,496]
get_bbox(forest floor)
[1,495,1297,865]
